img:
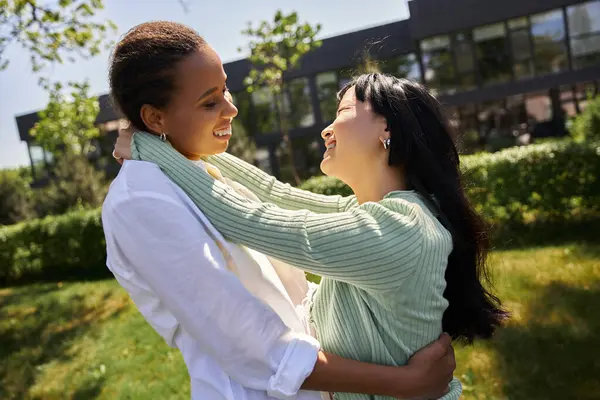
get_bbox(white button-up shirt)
[101,160,322,400]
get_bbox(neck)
[347,163,407,204]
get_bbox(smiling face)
[141,46,238,159]
[319,86,388,181]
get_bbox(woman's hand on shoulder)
[112,122,135,164]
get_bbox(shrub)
[570,95,600,142]
[34,153,109,217]
[0,208,108,285]
[0,168,36,225]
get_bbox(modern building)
[15,0,600,182]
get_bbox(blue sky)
[0,0,409,169]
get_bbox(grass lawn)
[1,242,599,400]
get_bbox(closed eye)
[336,106,349,116]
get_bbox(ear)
[140,104,165,134]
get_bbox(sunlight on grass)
[455,243,600,400]
[0,281,188,400]
[1,243,599,399]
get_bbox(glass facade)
[421,35,455,94]
[509,17,535,79]
[286,77,315,129]
[251,87,279,134]
[316,71,339,124]
[380,53,422,81]
[474,23,512,85]
[531,9,568,75]
[453,32,477,90]
[568,0,600,69]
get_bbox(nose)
[224,92,239,119]
[321,124,334,140]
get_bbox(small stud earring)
[160,132,167,142]
[383,138,391,150]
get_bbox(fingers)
[438,332,452,348]
[118,121,135,137]
[426,333,452,358]
[448,344,456,370]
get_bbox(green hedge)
[0,209,107,285]
[301,140,600,241]
[2,140,599,285]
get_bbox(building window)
[568,0,600,69]
[531,9,568,75]
[453,32,477,90]
[29,145,46,167]
[316,71,339,123]
[286,77,315,129]
[251,87,279,134]
[508,17,535,79]
[421,35,455,94]
[28,144,50,180]
[473,22,512,85]
[380,53,422,81]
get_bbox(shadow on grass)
[491,281,600,399]
[492,216,600,250]
[0,283,124,400]
[1,268,113,289]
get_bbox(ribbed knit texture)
[132,132,462,399]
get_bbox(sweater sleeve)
[133,133,423,290]
[206,152,356,213]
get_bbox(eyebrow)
[197,87,219,102]
[197,76,229,102]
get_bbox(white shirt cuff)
[267,332,320,399]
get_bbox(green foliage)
[240,10,322,93]
[570,95,600,142]
[461,140,599,226]
[0,0,117,73]
[301,140,600,240]
[0,168,35,225]
[30,80,101,155]
[34,152,109,217]
[0,208,107,285]
[240,10,322,184]
[227,92,257,164]
[298,174,353,197]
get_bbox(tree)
[30,79,101,156]
[0,0,117,73]
[240,10,322,184]
[227,91,257,164]
[28,80,109,216]
[34,151,109,216]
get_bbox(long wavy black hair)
[339,74,508,342]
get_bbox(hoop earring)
[383,138,391,150]
[160,132,167,142]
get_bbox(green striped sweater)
[131,132,462,399]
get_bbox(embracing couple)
[103,21,506,400]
